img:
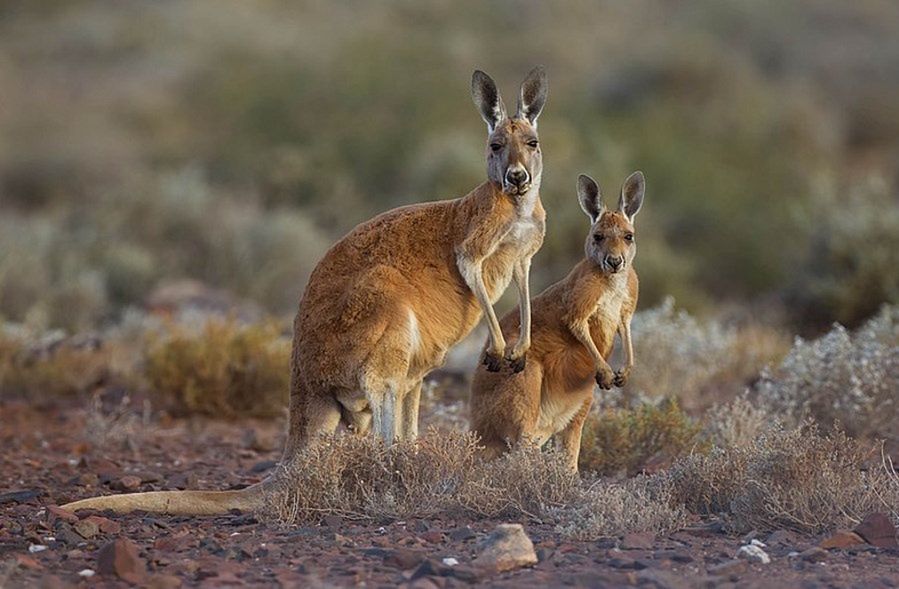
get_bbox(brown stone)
[853,512,898,549]
[113,475,142,491]
[46,506,78,524]
[73,519,100,539]
[385,548,426,570]
[96,538,147,584]
[819,530,865,549]
[620,532,655,550]
[707,559,747,576]
[473,523,538,573]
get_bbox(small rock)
[448,526,476,542]
[0,489,44,504]
[620,532,655,550]
[135,471,164,484]
[77,569,96,578]
[819,530,866,549]
[28,544,48,553]
[607,557,648,570]
[73,519,100,539]
[46,506,78,523]
[473,523,538,573]
[708,559,747,576]
[766,529,799,546]
[737,543,771,564]
[97,538,147,584]
[441,557,458,567]
[421,530,445,543]
[113,475,142,491]
[15,555,43,570]
[147,573,183,589]
[654,549,693,563]
[854,512,898,549]
[796,547,827,562]
[385,548,426,570]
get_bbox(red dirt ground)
[2,400,898,588]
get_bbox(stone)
[0,489,43,504]
[385,548,426,570]
[819,530,865,550]
[96,538,147,584]
[736,543,771,564]
[449,526,476,542]
[113,475,142,491]
[46,506,78,524]
[854,512,898,549]
[707,559,747,576]
[73,519,100,539]
[796,547,827,562]
[621,532,655,550]
[473,523,538,573]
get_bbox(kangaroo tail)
[60,482,267,516]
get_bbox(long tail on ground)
[60,483,266,516]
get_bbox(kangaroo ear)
[577,174,603,223]
[516,66,547,126]
[618,171,645,221]
[471,70,507,133]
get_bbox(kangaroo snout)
[504,166,530,193]
[605,255,624,272]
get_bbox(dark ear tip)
[629,170,645,183]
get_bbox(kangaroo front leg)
[506,257,533,373]
[614,319,635,388]
[457,254,506,372]
[570,321,615,390]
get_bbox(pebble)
[28,544,48,553]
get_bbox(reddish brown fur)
[62,68,549,515]
[470,173,644,471]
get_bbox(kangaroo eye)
[527,140,539,148]
[490,143,503,152]
[593,234,604,243]
[625,233,634,242]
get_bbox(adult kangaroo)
[62,67,548,515]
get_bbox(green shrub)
[578,398,706,476]
[144,318,290,417]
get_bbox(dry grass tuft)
[579,398,706,476]
[667,424,899,533]
[266,428,686,539]
[144,318,289,417]
[0,328,113,398]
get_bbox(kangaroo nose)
[505,168,529,186]
[606,256,623,270]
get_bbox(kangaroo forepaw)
[507,353,527,374]
[483,352,503,372]
[613,369,630,388]
[595,368,615,390]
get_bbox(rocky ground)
[2,399,898,588]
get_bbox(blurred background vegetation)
[1,0,897,333]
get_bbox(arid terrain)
[2,396,899,589]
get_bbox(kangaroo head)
[577,171,645,274]
[471,67,547,197]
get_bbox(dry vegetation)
[144,318,290,417]
[1,299,898,539]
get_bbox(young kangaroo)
[470,171,644,471]
[62,67,548,515]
